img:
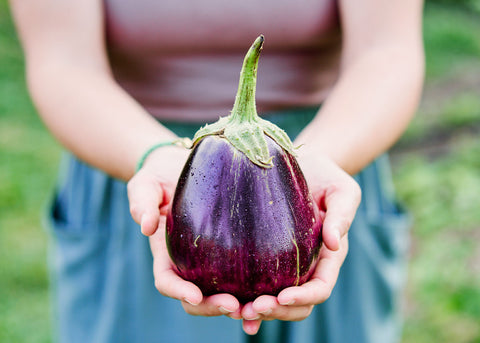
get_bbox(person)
[9,0,424,342]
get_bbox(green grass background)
[1,1,480,342]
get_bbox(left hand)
[237,153,361,335]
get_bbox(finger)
[320,181,361,251]
[181,293,240,317]
[250,295,277,317]
[127,172,167,236]
[242,319,262,336]
[150,231,203,305]
[241,302,262,321]
[277,237,349,306]
[140,211,161,236]
[251,295,313,321]
[152,257,203,306]
[227,307,244,320]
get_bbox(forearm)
[295,46,424,175]
[27,63,180,181]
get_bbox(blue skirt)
[47,108,410,343]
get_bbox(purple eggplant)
[166,35,322,303]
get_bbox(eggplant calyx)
[191,117,229,144]
[191,35,296,168]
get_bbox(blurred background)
[1,1,479,342]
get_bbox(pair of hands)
[127,142,361,335]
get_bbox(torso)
[104,0,342,121]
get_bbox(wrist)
[136,138,192,172]
[137,142,191,193]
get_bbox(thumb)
[319,182,361,251]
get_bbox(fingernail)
[219,306,234,314]
[279,299,295,306]
[183,298,198,306]
[229,313,243,320]
[259,308,272,316]
[247,315,261,320]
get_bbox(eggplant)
[166,35,322,303]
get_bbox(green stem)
[230,35,264,122]
[191,35,296,168]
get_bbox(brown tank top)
[104,0,341,121]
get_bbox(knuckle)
[324,288,333,301]
[312,282,332,304]
[154,279,163,293]
[278,305,315,322]
[126,178,136,196]
[181,303,199,316]
[325,184,339,198]
[316,289,332,304]
[274,310,290,322]
[307,305,314,316]
[153,278,170,299]
[351,181,362,204]
[302,305,314,319]
[129,204,142,222]
[338,217,353,233]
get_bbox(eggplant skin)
[166,135,322,303]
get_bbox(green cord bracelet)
[135,138,192,172]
